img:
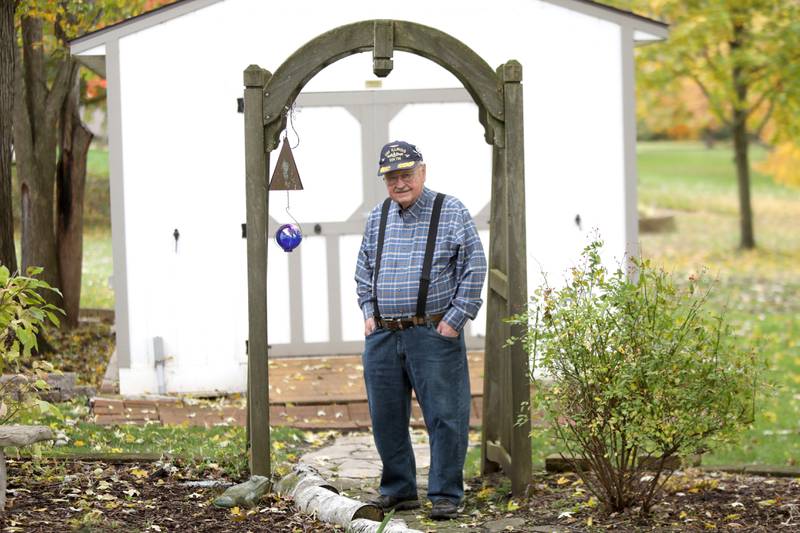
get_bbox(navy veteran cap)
[377,141,423,176]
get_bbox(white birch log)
[275,463,423,532]
[294,484,383,524]
[275,462,338,496]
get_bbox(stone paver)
[298,431,492,532]
[300,432,431,493]
[483,517,528,532]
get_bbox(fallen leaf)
[476,487,495,499]
[130,468,148,479]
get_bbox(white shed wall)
[114,0,632,394]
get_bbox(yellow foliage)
[755,143,800,188]
[129,468,149,479]
[476,487,495,499]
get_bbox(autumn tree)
[609,0,800,249]
[756,142,800,188]
[9,0,172,327]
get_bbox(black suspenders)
[416,193,446,318]
[372,193,446,321]
[372,198,392,322]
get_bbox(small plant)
[376,509,394,533]
[0,265,65,423]
[510,241,762,513]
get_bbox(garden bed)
[2,459,798,532]
[464,470,800,532]
[0,458,340,532]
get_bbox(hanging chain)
[280,103,301,228]
[281,103,301,149]
[285,191,301,227]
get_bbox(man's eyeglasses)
[382,172,417,185]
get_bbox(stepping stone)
[0,425,55,508]
[483,517,527,532]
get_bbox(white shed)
[70,0,667,396]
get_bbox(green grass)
[81,227,113,309]
[637,141,798,216]
[86,145,110,178]
[81,147,113,308]
[11,399,310,479]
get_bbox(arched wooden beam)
[262,19,504,150]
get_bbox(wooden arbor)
[242,20,531,494]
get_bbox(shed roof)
[69,0,668,54]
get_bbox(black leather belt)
[377,313,445,331]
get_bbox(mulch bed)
[3,459,799,532]
[0,458,341,532]
[464,470,800,532]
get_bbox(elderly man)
[355,141,487,520]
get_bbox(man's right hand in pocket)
[364,317,376,336]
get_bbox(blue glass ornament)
[276,223,302,252]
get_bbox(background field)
[636,141,800,467]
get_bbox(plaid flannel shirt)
[355,187,487,331]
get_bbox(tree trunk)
[732,110,755,249]
[730,21,756,250]
[13,16,71,300]
[57,61,92,328]
[0,0,17,273]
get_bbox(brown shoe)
[370,494,421,511]
[429,498,459,520]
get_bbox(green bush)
[511,241,762,513]
[0,265,64,423]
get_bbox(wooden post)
[481,141,508,477]
[243,65,272,477]
[502,60,532,496]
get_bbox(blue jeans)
[362,324,471,504]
